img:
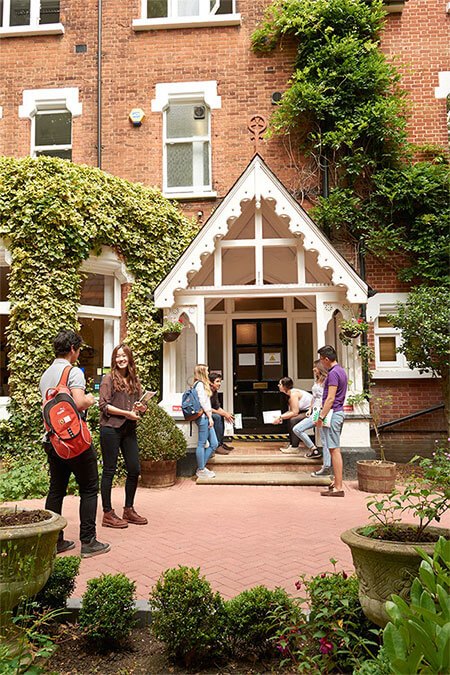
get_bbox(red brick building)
[0,0,448,450]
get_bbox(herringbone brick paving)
[10,478,450,600]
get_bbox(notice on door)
[264,352,281,366]
[238,353,256,366]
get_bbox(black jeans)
[100,421,140,511]
[44,443,98,544]
[212,412,224,446]
[288,411,309,447]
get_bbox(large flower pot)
[162,331,181,343]
[140,459,177,488]
[357,459,396,493]
[0,508,67,654]
[341,524,450,627]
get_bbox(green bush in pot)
[136,402,187,487]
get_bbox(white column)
[315,299,329,350]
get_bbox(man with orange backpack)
[40,330,110,558]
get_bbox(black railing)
[377,403,445,431]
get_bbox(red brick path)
[10,480,450,601]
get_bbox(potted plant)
[136,402,187,487]
[341,441,450,627]
[0,507,67,655]
[356,395,396,494]
[338,317,369,346]
[161,318,184,343]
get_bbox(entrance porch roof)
[154,155,368,308]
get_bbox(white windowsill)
[0,23,64,38]
[165,190,217,201]
[372,369,436,380]
[133,14,241,31]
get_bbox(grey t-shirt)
[39,358,86,400]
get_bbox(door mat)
[231,434,289,441]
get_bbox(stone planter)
[341,524,450,627]
[140,459,177,488]
[357,459,396,493]
[162,331,181,343]
[0,508,67,654]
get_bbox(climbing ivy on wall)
[252,0,449,286]
[0,156,197,451]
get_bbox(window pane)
[40,0,59,23]
[10,0,30,26]
[147,0,167,17]
[35,112,71,146]
[236,323,256,345]
[296,323,313,379]
[207,324,223,374]
[0,315,10,396]
[262,322,282,344]
[378,316,393,328]
[234,298,283,311]
[215,0,233,13]
[0,0,3,27]
[36,149,72,160]
[78,318,104,385]
[379,336,397,362]
[0,267,10,302]
[80,273,114,308]
[177,0,199,16]
[203,141,210,185]
[167,143,193,188]
[167,103,208,139]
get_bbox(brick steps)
[208,454,322,474]
[196,471,333,486]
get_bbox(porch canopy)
[154,155,368,420]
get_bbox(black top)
[210,389,220,410]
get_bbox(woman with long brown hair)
[99,344,148,528]
[192,364,218,479]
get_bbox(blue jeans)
[212,412,224,446]
[292,416,331,468]
[195,414,218,470]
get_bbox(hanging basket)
[163,331,181,343]
[340,327,361,340]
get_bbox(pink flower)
[319,637,334,654]
[357,318,363,323]
[321,573,326,578]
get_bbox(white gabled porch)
[155,155,370,448]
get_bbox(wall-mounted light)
[129,108,145,127]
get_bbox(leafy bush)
[79,573,137,648]
[149,566,227,667]
[136,402,187,461]
[274,561,380,672]
[0,456,50,500]
[34,556,80,611]
[225,585,300,657]
[383,536,450,674]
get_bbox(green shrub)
[383,536,450,674]
[225,585,300,657]
[0,456,49,500]
[79,573,137,648]
[34,556,80,611]
[136,402,187,461]
[274,562,380,672]
[149,566,227,667]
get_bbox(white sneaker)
[204,440,210,449]
[196,468,210,478]
[280,446,301,454]
[205,468,216,478]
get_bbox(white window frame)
[367,292,433,379]
[0,246,11,416]
[19,88,82,158]
[152,81,221,199]
[0,0,64,38]
[133,0,240,30]
[31,108,72,159]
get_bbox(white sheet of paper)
[263,410,282,424]
[238,353,256,366]
[233,413,243,429]
[224,421,234,436]
[264,352,281,366]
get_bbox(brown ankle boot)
[102,509,128,529]
[123,507,148,525]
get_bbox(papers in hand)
[311,407,333,427]
[138,391,157,404]
[263,410,282,424]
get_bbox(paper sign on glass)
[238,353,256,366]
[264,352,281,366]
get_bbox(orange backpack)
[42,365,92,460]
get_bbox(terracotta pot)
[162,331,181,343]
[140,459,177,488]
[341,524,450,627]
[357,459,396,493]
[0,508,66,654]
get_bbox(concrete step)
[196,471,334,486]
[208,453,322,473]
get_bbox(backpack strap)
[58,365,73,388]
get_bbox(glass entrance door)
[232,319,287,433]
